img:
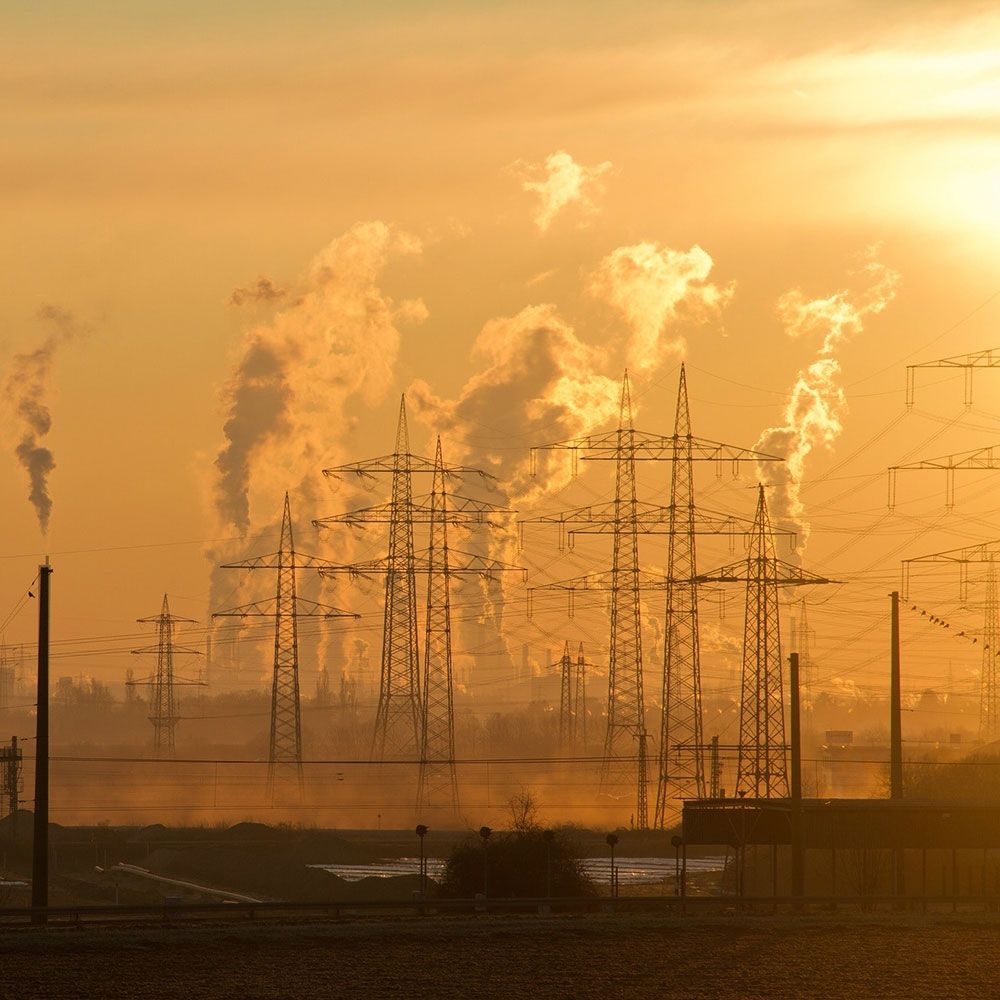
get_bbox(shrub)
[438,827,596,899]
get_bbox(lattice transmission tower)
[319,398,503,761]
[527,368,783,828]
[128,595,203,757]
[904,539,1000,740]
[215,493,359,795]
[699,486,831,798]
[321,433,522,809]
[1,736,22,839]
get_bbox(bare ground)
[2,912,999,999]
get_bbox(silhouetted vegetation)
[439,793,596,898]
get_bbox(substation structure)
[317,407,524,813]
[525,366,789,830]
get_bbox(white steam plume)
[756,248,900,551]
[409,304,621,666]
[410,303,619,508]
[513,151,612,232]
[588,242,734,372]
[213,221,426,537]
[208,221,427,655]
[5,306,77,534]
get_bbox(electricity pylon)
[575,643,587,750]
[322,435,522,807]
[557,641,574,748]
[888,444,1000,509]
[1,736,22,838]
[527,367,784,828]
[906,346,1000,408]
[128,595,203,757]
[318,398,500,761]
[215,493,359,795]
[699,486,832,798]
[903,539,1000,739]
[417,439,461,812]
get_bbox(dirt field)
[2,912,998,999]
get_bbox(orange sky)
[1,0,999,727]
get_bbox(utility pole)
[215,494,359,798]
[789,651,804,899]
[128,595,203,756]
[31,561,51,920]
[890,590,902,799]
[699,487,831,798]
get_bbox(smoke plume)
[213,221,426,536]
[756,249,900,550]
[229,276,285,307]
[587,241,734,372]
[513,151,612,232]
[410,303,619,508]
[5,305,77,534]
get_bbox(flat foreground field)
[2,912,997,999]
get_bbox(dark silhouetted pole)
[890,591,903,799]
[606,833,618,898]
[415,824,428,897]
[789,651,804,901]
[31,562,51,922]
[479,826,491,898]
[543,829,554,898]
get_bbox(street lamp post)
[415,824,428,897]
[479,826,492,899]
[606,833,619,899]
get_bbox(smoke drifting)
[5,305,78,534]
[587,242,734,371]
[213,221,427,537]
[229,276,285,306]
[410,304,620,670]
[513,151,612,232]
[756,249,900,550]
[410,303,619,507]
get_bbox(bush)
[438,828,596,899]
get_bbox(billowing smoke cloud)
[409,304,621,671]
[410,304,619,508]
[229,276,285,307]
[513,151,612,232]
[213,221,427,536]
[588,242,734,371]
[208,222,427,673]
[5,306,77,534]
[756,249,900,550]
